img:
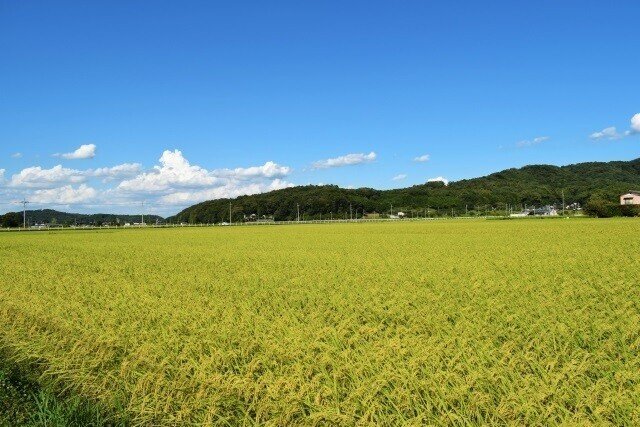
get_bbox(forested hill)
[169,158,640,223]
[0,209,164,227]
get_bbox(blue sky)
[1,0,639,215]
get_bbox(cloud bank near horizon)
[0,149,295,214]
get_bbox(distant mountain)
[0,209,164,228]
[168,158,640,223]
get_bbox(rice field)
[1,219,639,425]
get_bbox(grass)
[1,219,639,425]
[0,353,118,426]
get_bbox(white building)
[620,191,640,206]
[511,206,558,217]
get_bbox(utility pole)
[21,199,29,229]
[349,203,352,220]
[229,202,232,224]
[390,204,393,218]
[141,201,145,225]
[562,190,565,216]
[297,203,300,221]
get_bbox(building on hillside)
[511,206,559,217]
[244,214,275,223]
[528,206,558,216]
[620,191,640,205]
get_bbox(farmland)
[1,219,639,425]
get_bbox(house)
[256,215,275,223]
[511,206,559,217]
[528,206,558,216]
[620,191,640,206]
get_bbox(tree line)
[0,209,163,228]
[2,158,638,227]
[169,158,640,223]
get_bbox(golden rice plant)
[1,219,639,425]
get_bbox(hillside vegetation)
[0,209,163,228]
[169,158,640,223]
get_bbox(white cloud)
[589,113,640,141]
[119,149,291,194]
[427,176,449,186]
[516,136,549,148]
[118,150,219,193]
[312,152,376,169]
[117,150,293,205]
[392,174,407,181]
[590,127,622,141]
[413,154,430,162]
[591,113,640,139]
[31,184,97,204]
[91,163,142,180]
[0,169,5,184]
[1,150,293,212]
[631,113,640,133]
[216,161,291,179]
[7,162,145,189]
[9,165,86,188]
[56,144,97,160]
[11,152,22,158]
[159,178,294,205]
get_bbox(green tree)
[584,195,615,218]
